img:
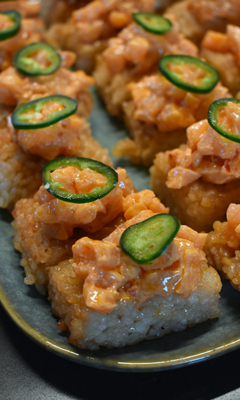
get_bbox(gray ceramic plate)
[1,90,240,372]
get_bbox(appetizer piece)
[48,209,221,350]
[0,95,112,209]
[0,10,44,71]
[44,0,158,73]
[150,98,240,232]
[204,203,240,291]
[201,25,240,96]
[0,43,94,120]
[166,0,240,43]
[113,55,230,166]
[12,158,136,293]
[94,13,198,118]
[0,0,41,18]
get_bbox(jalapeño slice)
[120,213,180,264]
[132,12,172,35]
[42,157,119,204]
[159,55,220,94]
[11,95,78,130]
[0,10,21,41]
[13,42,62,76]
[208,98,240,143]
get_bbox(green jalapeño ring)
[208,98,240,144]
[13,42,62,76]
[132,12,172,35]
[42,157,119,204]
[0,10,21,41]
[159,55,220,94]
[120,213,180,264]
[11,95,78,130]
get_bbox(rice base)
[48,259,221,351]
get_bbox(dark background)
[1,304,240,400]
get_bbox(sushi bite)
[0,95,112,209]
[94,13,198,118]
[44,0,157,73]
[113,55,230,166]
[12,159,136,293]
[48,207,221,350]
[150,98,240,232]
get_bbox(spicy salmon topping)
[71,208,208,314]
[161,101,240,188]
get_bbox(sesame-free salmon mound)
[0,115,112,209]
[204,204,240,290]
[93,14,197,118]
[151,162,240,233]
[12,167,136,293]
[44,0,156,74]
[150,107,240,232]
[48,210,221,350]
[113,73,230,166]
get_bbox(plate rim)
[1,280,240,372]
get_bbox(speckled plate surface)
[1,90,240,372]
